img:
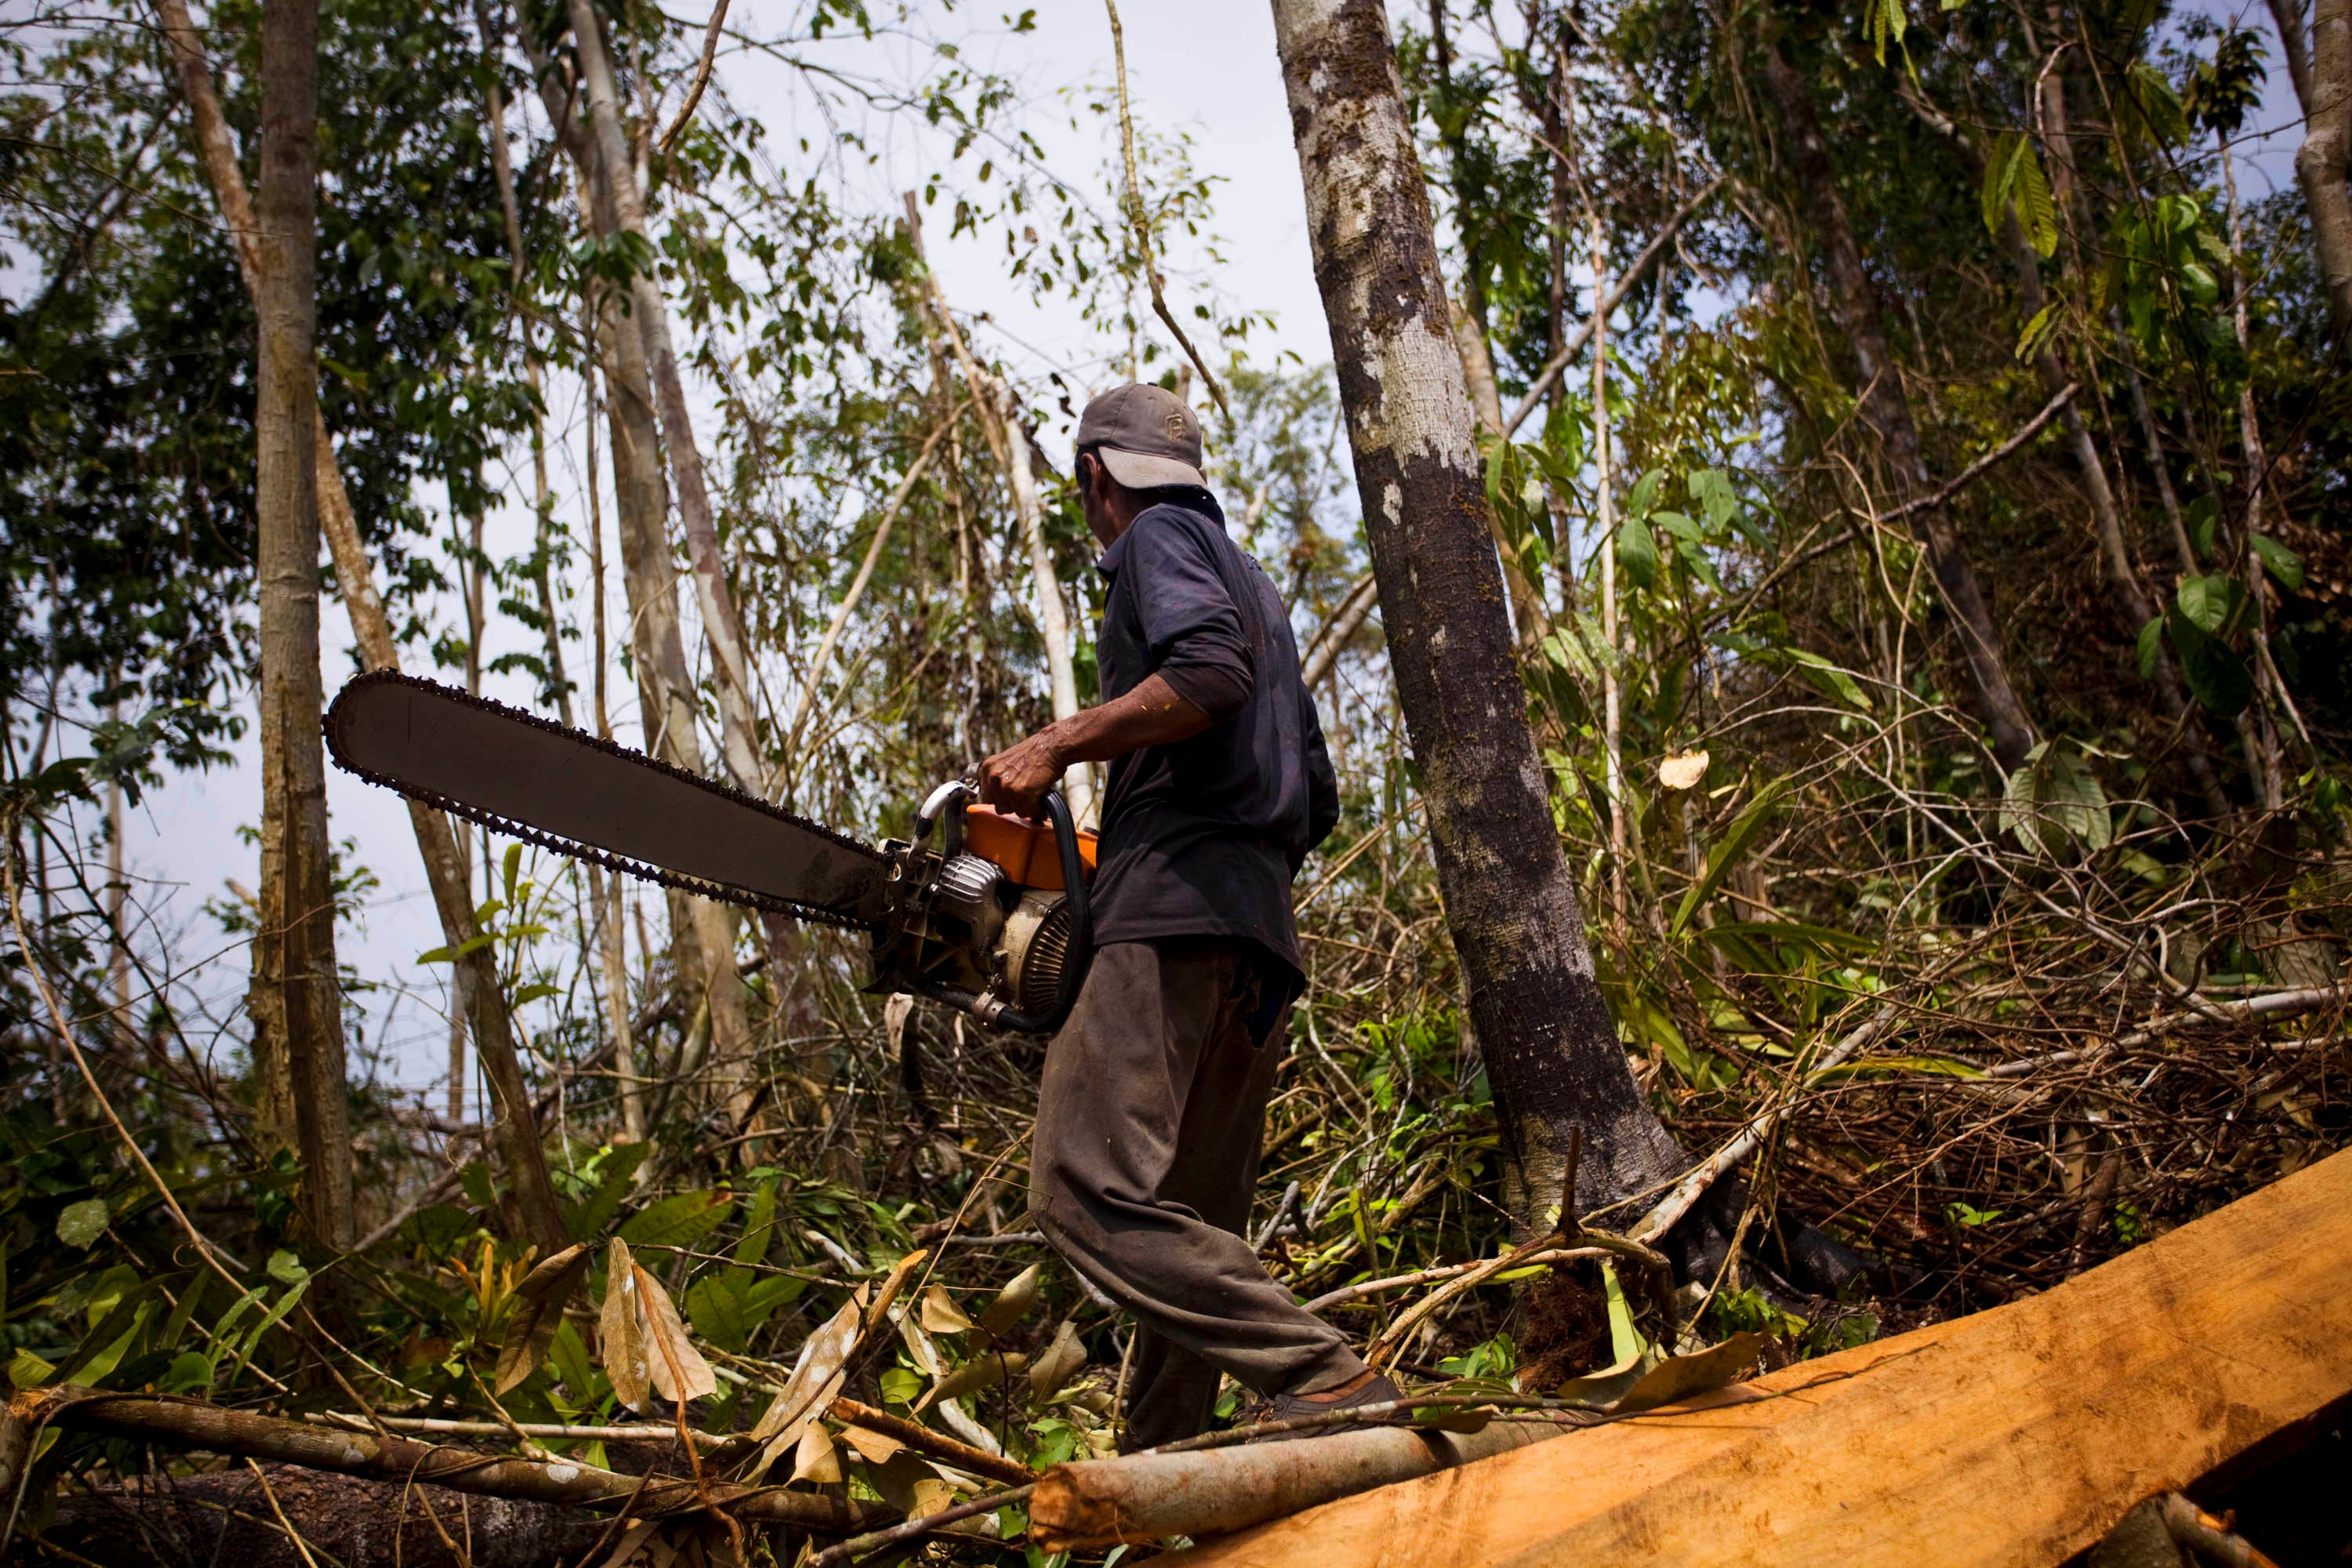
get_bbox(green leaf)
[1867,0,1907,65]
[1982,131,2023,238]
[879,1365,923,1406]
[9,1349,55,1390]
[1671,779,1789,937]
[2011,138,2058,257]
[503,842,524,906]
[2001,741,2113,855]
[734,1178,781,1282]
[2185,495,2221,560]
[56,1197,108,1249]
[267,1250,308,1285]
[2169,605,2254,715]
[618,1189,736,1252]
[2176,574,2245,634]
[511,982,560,1005]
[1688,467,1738,527]
[550,1318,601,1402]
[2137,615,2165,681]
[685,1272,750,1355]
[2127,60,2190,146]
[1625,467,1663,521]
[563,1142,653,1243]
[1616,513,1658,590]
[2015,302,2060,363]
[2251,535,2304,591]
[1784,648,1873,710]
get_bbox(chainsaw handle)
[910,778,974,855]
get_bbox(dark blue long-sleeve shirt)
[1087,492,1340,979]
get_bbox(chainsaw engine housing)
[869,783,1094,1030]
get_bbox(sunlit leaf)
[977,1261,1044,1340]
[56,1198,108,1249]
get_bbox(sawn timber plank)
[1173,1145,2352,1568]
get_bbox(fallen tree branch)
[1629,1001,1903,1247]
[826,1398,1035,1488]
[1881,382,2079,523]
[1301,572,1379,688]
[1300,1250,1602,1315]
[14,1389,890,1536]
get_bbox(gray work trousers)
[1029,938,1367,1450]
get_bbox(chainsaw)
[323,670,1096,1033]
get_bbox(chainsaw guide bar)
[323,670,888,931]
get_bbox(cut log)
[12,1388,890,1537]
[1164,1145,2352,1566]
[1031,1414,1589,1552]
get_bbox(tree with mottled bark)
[1266,0,1690,1235]
[2293,0,2352,339]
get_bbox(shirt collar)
[1095,490,1227,579]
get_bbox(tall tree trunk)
[479,24,643,1142]
[157,0,567,1255]
[250,0,353,1248]
[529,34,757,1128]
[561,0,765,799]
[579,358,646,1144]
[2294,0,2352,339]
[587,267,757,1126]
[1590,209,1627,924]
[2273,0,2316,113]
[1268,0,1687,1230]
[1765,43,2037,771]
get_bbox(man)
[978,383,1401,1450]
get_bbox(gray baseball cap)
[1075,383,1207,490]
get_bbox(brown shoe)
[1250,1371,1406,1442]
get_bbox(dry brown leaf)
[839,1424,905,1465]
[633,1261,717,1405]
[599,1239,653,1413]
[918,1350,1028,1412]
[863,1451,944,1515]
[909,1477,960,1517]
[1659,749,1711,791]
[976,1261,1044,1339]
[790,1421,842,1484]
[918,1283,973,1336]
[1028,1319,1086,1402]
[495,1241,590,1395]
[896,1305,943,1376]
[749,1288,866,1443]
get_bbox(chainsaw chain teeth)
[322,669,881,933]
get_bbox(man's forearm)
[1042,672,1212,766]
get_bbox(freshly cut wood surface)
[1174,1146,2352,1568]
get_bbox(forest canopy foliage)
[2,0,2348,1561]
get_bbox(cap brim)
[1097,446,1206,490]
